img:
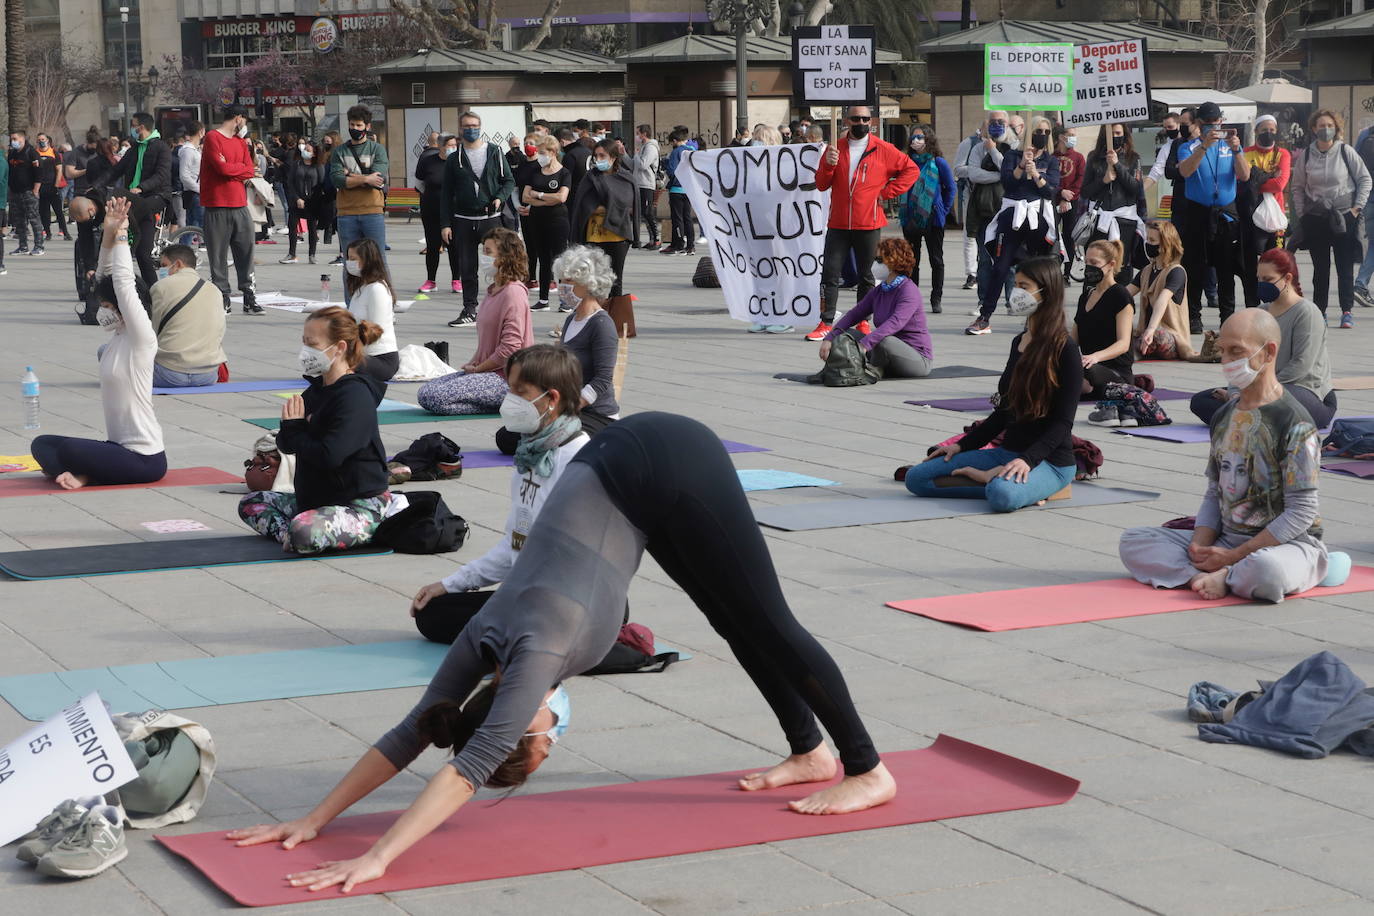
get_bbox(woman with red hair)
[1191,248,1335,427]
[817,237,933,378]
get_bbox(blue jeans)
[153,362,217,388]
[1356,206,1374,291]
[904,446,1077,513]
[336,212,387,303]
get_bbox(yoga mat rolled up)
[157,734,1078,906]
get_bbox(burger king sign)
[309,17,338,52]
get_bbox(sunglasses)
[848,116,871,123]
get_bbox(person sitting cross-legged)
[817,238,934,379]
[1119,309,1328,603]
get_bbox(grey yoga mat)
[752,484,1159,531]
[0,536,392,580]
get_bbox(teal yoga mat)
[737,470,838,491]
[0,640,693,721]
[245,408,499,429]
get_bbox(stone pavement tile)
[89,568,289,624]
[589,846,865,915]
[220,758,430,812]
[1238,828,1374,900]
[168,617,343,656]
[992,672,1180,719]
[887,872,1148,915]
[950,795,1221,871]
[1067,748,1249,805]
[707,710,922,763]
[189,700,373,772]
[1124,783,1374,846]
[948,717,1150,765]
[1068,849,1353,915]
[905,644,1094,691]
[0,577,142,634]
[1178,627,1338,665]
[0,857,163,915]
[1270,613,1374,648]
[1234,762,1374,818]
[1093,605,1252,639]
[391,870,654,915]
[1069,708,1208,753]
[25,624,205,671]
[778,821,1045,898]
[563,720,781,781]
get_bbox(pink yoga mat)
[888,566,1374,631]
[157,735,1077,906]
[0,467,241,498]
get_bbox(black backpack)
[373,491,468,554]
[808,329,880,387]
[390,433,462,481]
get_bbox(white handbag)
[1253,192,1288,233]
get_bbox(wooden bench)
[384,187,421,222]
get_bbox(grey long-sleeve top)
[374,463,644,788]
[560,308,619,416]
[1291,141,1372,218]
[1264,298,1332,400]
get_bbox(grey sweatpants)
[870,336,933,378]
[1119,526,1328,603]
[204,206,256,308]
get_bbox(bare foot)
[1189,569,1230,600]
[951,464,1002,485]
[789,761,897,815]
[54,472,89,490]
[738,744,837,792]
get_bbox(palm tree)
[6,0,31,130]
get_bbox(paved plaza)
[2,225,1374,915]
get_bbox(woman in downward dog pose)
[228,412,896,892]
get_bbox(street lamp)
[119,6,131,137]
[712,0,774,136]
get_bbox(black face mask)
[1083,265,1106,286]
[348,127,366,143]
[1165,128,1180,139]
[1031,130,1049,150]
[1257,131,1276,147]
[849,123,870,140]
[1111,135,1127,151]
[1145,242,1160,259]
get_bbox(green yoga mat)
[0,640,692,721]
[245,408,499,429]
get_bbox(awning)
[529,102,624,123]
[1232,79,1313,105]
[1150,89,1256,125]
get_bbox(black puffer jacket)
[569,158,640,244]
[277,371,388,511]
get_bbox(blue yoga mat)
[736,470,838,492]
[0,641,693,721]
[153,380,304,395]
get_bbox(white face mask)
[10,139,22,150]
[1221,348,1263,390]
[1007,286,1041,316]
[236,123,249,138]
[871,260,891,283]
[1065,136,1078,149]
[478,252,496,283]
[536,153,552,167]
[97,307,122,333]
[345,259,363,277]
[499,390,551,434]
[557,282,580,310]
[299,344,335,377]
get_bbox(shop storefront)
[196,11,397,71]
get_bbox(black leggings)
[287,206,317,258]
[578,412,881,776]
[39,187,67,236]
[31,435,167,485]
[594,239,630,298]
[525,211,570,302]
[420,196,458,283]
[359,351,399,384]
[1190,385,1338,428]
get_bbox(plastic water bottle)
[21,366,40,430]
[319,274,331,302]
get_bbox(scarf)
[131,129,160,190]
[903,153,938,229]
[879,274,908,292]
[513,414,583,478]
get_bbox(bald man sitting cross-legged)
[1118,309,1329,603]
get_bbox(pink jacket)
[473,282,534,378]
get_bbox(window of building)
[202,32,311,70]
[104,0,142,69]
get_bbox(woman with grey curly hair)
[552,244,620,434]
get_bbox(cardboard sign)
[1065,40,1152,127]
[984,43,1074,111]
[676,145,829,327]
[0,692,137,846]
[792,25,877,107]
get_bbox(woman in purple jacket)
[817,238,933,377]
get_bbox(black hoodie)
[277,372,388,511]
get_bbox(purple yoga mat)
[461,440,770,470]
[1323,460,1374,479]
[1114,424,1213,443]
[908,389,1195,413]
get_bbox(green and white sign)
[984,42,1074,111]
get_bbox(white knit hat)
[1253,114,1278,130]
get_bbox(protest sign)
[1065,40,1151,127]
[984,43,1074,111]
[676,144,829,327]
[792,25,876,107]
[0,691,138,846]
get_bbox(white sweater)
[180,145,202,194]
[441,433,589,592]
[96,243,164,455]
[348,282,398,356]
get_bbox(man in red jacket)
[201,105,261,315]
[809,105,921,340]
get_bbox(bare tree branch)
[520,0,564,50]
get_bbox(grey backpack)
[808,330,880,387]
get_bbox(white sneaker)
[35,805,127,878]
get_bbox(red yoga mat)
[888,565,1374,631]
[157,735,1077,906]
[0,466,240,498]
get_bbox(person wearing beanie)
[1240,114,1292,307]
